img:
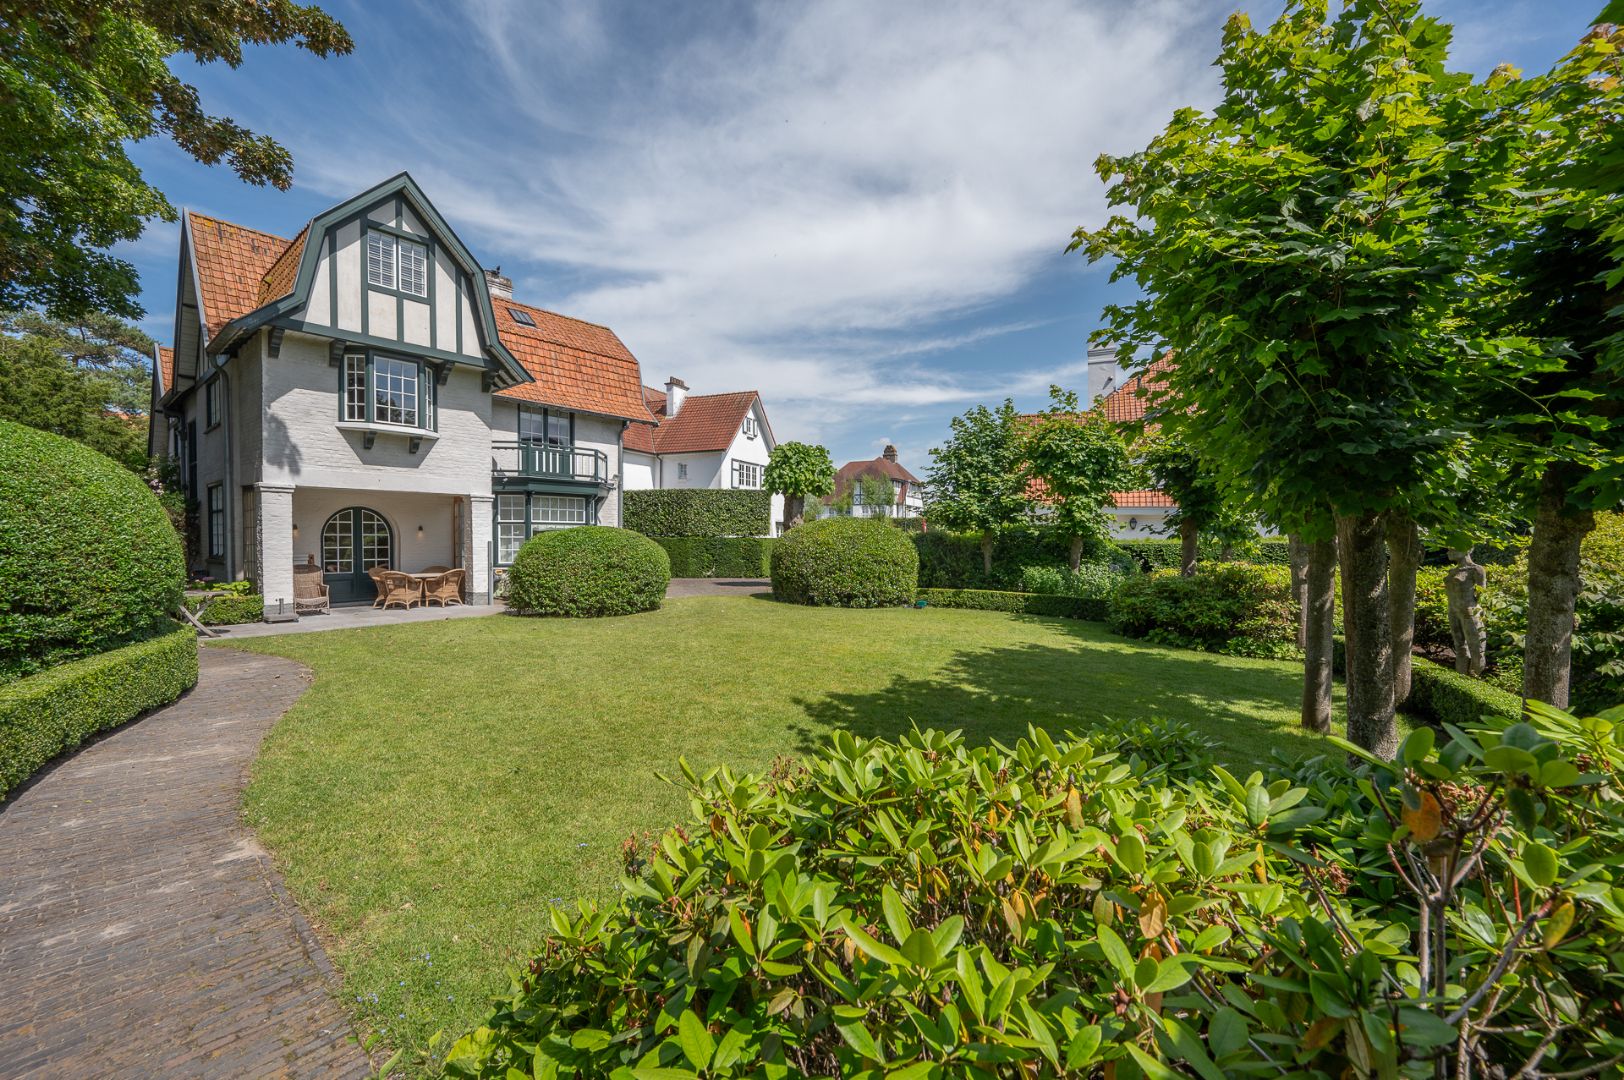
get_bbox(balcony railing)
[492,441,609,484]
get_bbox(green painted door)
[320,507,392,603]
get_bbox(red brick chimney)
[882,444,898,463]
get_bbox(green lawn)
[223,597,1348,1069]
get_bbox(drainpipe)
[212,350,236,582]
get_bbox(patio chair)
[367,565,389,607]
[291,563,330,615]
[423,568,465,607]
[377,570,423,611]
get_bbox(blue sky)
[121,0,1602,470]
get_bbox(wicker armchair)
[291,563,330,615]
[423,568,465,607]
[367,565,388,607]
[377,570,423,610]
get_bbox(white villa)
[147,172,764,616]
[826,446,925,519]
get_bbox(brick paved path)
[0,648,371,1079]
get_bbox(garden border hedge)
[917,587,1107,620]
[1116,536,1291,570]
[650,536,775,577]
[623,490,771,538]
[1408,656,1522,728]
[0,625,198,799]
[183,593,265,626]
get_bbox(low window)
[207,484,225,558]
[496,494,527,565]
[495,494,590,565]
[677,463,688,481]
[532,495,587,529]
[733,460,763,489]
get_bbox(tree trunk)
[1219,542,1235,562]
[1288,534,1309,651]
[785,494,805,530]
[1338,511,1397,758]
[1302,536,1337,734]
[1068,534,1084,573]
[980,531,994,577]
[1179,518,1198,577]
[1385,512,1421,706]
[1523,464,1596,710]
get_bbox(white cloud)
[286,0,1230,445]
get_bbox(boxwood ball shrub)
[507,526,670,617]
[0,420,186,681]
[770,517,917,607]
[446,703,1624,1078]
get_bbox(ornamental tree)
[926,400,1030,576]
[1020,386,1133,571]
[1074,0,1519,757]
[763,441,834,530]
[856,473,896,518]
[0,0,353,319]
[1138,433,1247,577]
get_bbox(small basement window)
[508,307,536,327]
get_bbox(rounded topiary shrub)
[770,516,918,607]
[506,526,670,617]
[0,421,186,681]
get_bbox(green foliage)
[924,400,1031,547]
[0,1,352,318]
[1406,655,1522,729]
[652,537,776,578]
[182,592,263,625]
[624,490,772,538]
[915,587,1108,622]
[0,420,185,680]
[855,473,896,516]
[507,527,670,618]
[0,625,195,799]
[911,528,1125,590]
[445,703,1624,1078]
[1109,562,1298,658]
[1115,537,1291,571]
[1413,567,1452,649]
[1020,386,1134,551]
[1139,434,1255,546]
[1016,562,1133,602]
[764,442,835,527]
[769,518,917,608]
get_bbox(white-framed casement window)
[343,353,367,421]
[532,495,587,529]
[372,356,419,426]
[742,416,757,438]
[677,463,688,480]
[733,460,763,489]
[365,231,428,298]
[495,494,527,565]
[342,351,433,429]
[495,494,590,564]
[206,483,225,558]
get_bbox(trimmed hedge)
[1408,655,1523,728]
[916,587,1108,620]
[183,593,265,626]
[770,517,918,607]
[1116,536,1291,570]
[651,536,775,577]
[508,526,670,617]
[0,625,197,799]
[623,490,770,538]
[911,528,1121,590]
[0,421,186,681]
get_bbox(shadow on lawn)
[788,616,1326,766]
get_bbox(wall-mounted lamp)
[416,525,424,540]
[292,523,300,540]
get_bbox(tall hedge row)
[623,490,771,538]
[651,537,776,577]
[0,626,198,799]
[0,421,186,681]
[1115,536,1292,570]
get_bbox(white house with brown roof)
[149,172,660,616]
[1094,360,1175,538]
[824,446,925,519]
[621,376,785,533]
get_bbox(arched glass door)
[321,507,392,603]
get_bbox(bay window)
[494,493,592,564]
[339,351,435,431]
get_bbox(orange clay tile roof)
[1098,354,1175,425]
[156,346,174,394]
[257,222,308,307]
[626,387,759,455]
[1113,489,1178,508]
[492,300,657,424]
[187,212,295,334]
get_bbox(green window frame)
[205,377,222,430]
[518,405,574,446]
[206,483,225,558]
[492,492,595,565]
[338,349,438,431]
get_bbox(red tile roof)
[633,388,761,454]
[183,208,657,425]
[1099,354,1175,426]
[834,455,920,490]
[492,301,657,424]
[156,346,174,394]
[1113,489,1177,508]
[187,212,295,333]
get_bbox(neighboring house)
[1095,361,1178,539]
[147,172,659,616]
[621,377,785,533]
[825,445,925,519]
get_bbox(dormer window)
[742,416,757,438]
[366,231,428,298]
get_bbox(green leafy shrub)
[652,537,776,578]
[1116,536,1291,570]
[624,491,771,538]
[916,587,1107,621]
[445,701,1624,1078]
[507,527,670,618]
[1407,655,1522,727]
[1413,566,1450,649]
[1108,562,1297,658]
[183,592,264,625]
[912,528,1126,590]
[0,625,197,798]
[1017,561,1134,601]
[770,518,917,607]
[0,420,186,681]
